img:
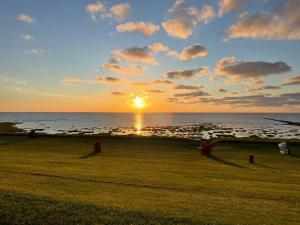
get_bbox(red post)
[94,142,102,153]
[201,142,213,156]
[249,155,254,164]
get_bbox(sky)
[0,0,300,112]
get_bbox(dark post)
[94,142,102,153]
[249,155,254,164]
[29,130,36,139]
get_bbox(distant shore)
[1,122,300,145]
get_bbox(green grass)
[0,122,24,134]
[0,135,299,225]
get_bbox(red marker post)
[94,142,102,153]
[249,154,254,164]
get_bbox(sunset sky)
[0,0,300,112]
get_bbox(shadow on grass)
[288,153,300,158]
[79,151,100,159]
[0,192,201,225]
[254,163,279,170]
[0,137,30,146]
[208,155,246,168]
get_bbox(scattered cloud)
[133,80,174,88]
[174,90,210,98]
[25,48,45,55]
[162,18,196,39]
[218,88,228,92]
[198,92,300,107]
[92,76,120,83]
[21,34,34,41]
[18,14,35,24]
[174,84,201,90]
[116,21,160,36]
[102,63,143,75]
[162,0,216,39]
[110,3,133,21]
[215,57,292,83]
[113,46,157,65]
[86,1,132,21]
[111,91,126,96]
[62,76,80,86]
[227,0,300,40]
[218,0,248,17]
[86,1,105,14]
[282,75,300,86]
[165,67,209,79]
[116,22,159,37]
[145,89,166,94]
[152,80,175,86]
[148,43,169,52]
[247,85,280,92]
[170,44,208,61]
[109,57,119,64]
[167,97,179,103]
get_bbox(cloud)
[111,91,126,96]
[109,57,119,64]
[172,44,208,61]
[215,57,292,83]
[218,0,248,17]
[18,14,35,24]
[162,18,196,39]
[174,90,210,98]
[167,97,179,103]
[165,67,209,79]
[116,21,159,36]
[162,0,216,39]
[152,80,174,86]
[227,0,300,40]
[62,76,80,86]
[112,43,173,65]
[218,88,228,92]
[198,92,300,107]
[174,84,201,90]
[110,3,132,21]
[148,43,169,52]
[133,80,174,87]
[86,1,105,14]
[145,89,165,94]
[93,76,120,83]
[21,34,34,41]
[102,63,143,75]
[247,85,280,92]
[25,48,45,55]
[86,1,132,21]
[282,75,300,86]
[113,46,157,65]
[197,5,217,24]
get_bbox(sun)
[133,96,145,109]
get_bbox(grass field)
[0,135,299,225]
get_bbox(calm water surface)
[0,112,299,139]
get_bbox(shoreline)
[1,122,299,144]
[1,112,299,139]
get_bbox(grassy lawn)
[0,135,299,225]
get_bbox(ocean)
[0,112,299,139]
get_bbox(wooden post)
[249,155,254,164]
[94,142,102,153]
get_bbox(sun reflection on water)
[134,113,143,134]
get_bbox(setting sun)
[134,96,145,109]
